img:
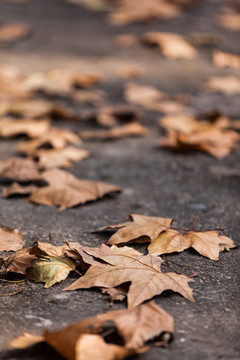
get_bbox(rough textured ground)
[0,0,240,359]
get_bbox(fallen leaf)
[11,302,173,359]
[22,69,102,96]
[2,182,38,198]
[0,23,30,42]
[65,253,194,307]
[79,122,149,140]
[215,12,240,31]
[108,0,181,25]
[0,117,50,138]
[30,241,68,258]
[35,146,90,169]
[101,285,127,305]
[4,247,35,274]
[204,75,240,94]
[97,213,173,245]
[141,32,197,59]
[0,158,41,182]
[125,82,191,113]
[158,114,240,158]
[16,127,81,156]
[80,105,141,127]
[158,113,231,134]
[213,50,240,69]
[159,127,239,158]
[5,99,54,118]
[66,242,143,269]
[27,255,76,288]
[148,229,235,260]
[28,168,121,210]
[45,302,174,355]
[0,227,25,251]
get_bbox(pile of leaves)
[0,212,236,358]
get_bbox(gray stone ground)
[0,0,240,359]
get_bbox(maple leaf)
[22,69,102,96]
[0,118,50,138]
[35,146,90,169]
[4,247,35,274]
[213,50,240,70]
[27,255,76,288]
[0,157,41,183]
[124,82,191,113]
[141,32,197,59]
[108,0,181,26]
[10,302,174,359]
[0,227,25,252]
[27,168,121,210]
[66,242,143,269]
[16,127,81,156]
[79,105,141,127]
[2,182,38,198]
[204,75,240,95]
[80,122,149,140]
[3,98,78,120]
[0,23,30,42]
[65,253,194,307]
[215,12,240,31]
[97,213,173,245]
[30,241,68,258]
[148,229,235,261]
[158,114,240,159]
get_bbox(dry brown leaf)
[204,75,240,94]
[0,118,50,138]
[108,0,181,25]
[213,50,240,69]
[2,182,38,198]
[159,113,240,158]
[28,168,121,210]
[148,229,235,260]
[0,158,41,182]
[66,242,142,269]
[0,65,32,101]
[79,122,149,140]
[65,253,194,307]
[125,82,191,113]
[11,302,174,359]
[215,12,240,31]
[0,227,25,252]
[101,285,127,305]
[35,147,90,169]
[30,241,68,258]
[0,23,30,42]
[97,213,173,245]
[80,105,141,127]
[4,247,35,274]
[16,127,81,156]
[141,32,197,59]
[159,127,239,158]
[22,69,102,96]
[158,113,231,134]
